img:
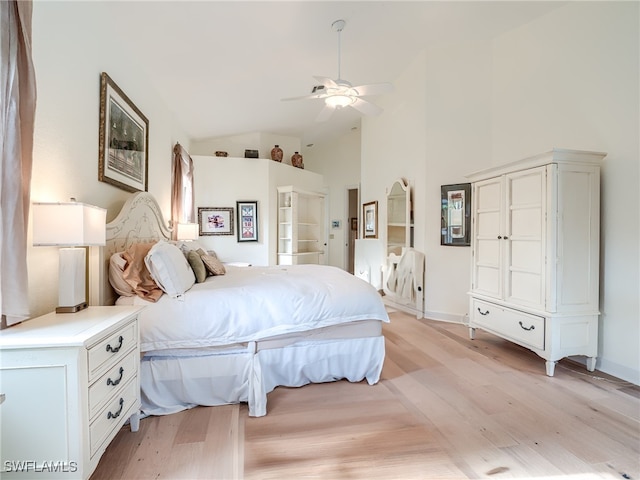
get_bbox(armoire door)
[504,166,547,309]
[471,176,504,299]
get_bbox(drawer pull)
[106,336,124,353]
[519,321,535,331]
[107,367,124,387]
[107,398,124,420]
[477,307,490,316]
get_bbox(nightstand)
[0,306,144,479]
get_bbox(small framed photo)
[98,72,149,193]
[441,183,471,246]
[237,201,258,242]
[198,207,234,236]
[363,201,378,239]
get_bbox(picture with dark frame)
[98,72,149,193]
[441,183,471,246]
[198,207,234,236]
[237,201,258,242]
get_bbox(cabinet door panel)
[472,178,503,298]
[505,167,546,309]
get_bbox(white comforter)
[121,265,389,352]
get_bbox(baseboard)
[593,358,640,386]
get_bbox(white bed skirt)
[140,335,386,417]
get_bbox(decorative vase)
[270,145,283,162]
[291,151,304,169]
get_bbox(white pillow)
[144,240,195,297]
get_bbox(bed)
[92,192,389,417]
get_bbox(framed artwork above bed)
[198,207,234,236]
[98,72,149,193]
[237,201,258,242]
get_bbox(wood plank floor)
[91,310,640,479]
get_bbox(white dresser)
[0,306,143,479]
[466,148,605,376]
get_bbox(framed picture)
[441,183,471,246]
[237,201,258,242]
[363,201,378,239]
[198,207,234,236]
[98,72,149,193]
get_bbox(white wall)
[490,2,639,383]
[192,156,324,266]
[359,1,639,383]
[190,132,302,166]
[28,2,188,318]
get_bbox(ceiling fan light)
[325,94,354,108]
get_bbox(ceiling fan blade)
[315,104,335,122]
[281,92,325,102]
[313,76,339,89]
[352,82,394,96]
[350,97,383,116]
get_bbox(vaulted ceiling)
[102,1,563,146]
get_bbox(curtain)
[170,143,195,240]
[0,0,37,327]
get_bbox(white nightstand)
[0,306,144,479]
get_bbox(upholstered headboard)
[89,192,171,306]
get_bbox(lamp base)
[56,302,88,314]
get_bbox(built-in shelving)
[277,186,325,265]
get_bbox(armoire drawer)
[471,299,545,350]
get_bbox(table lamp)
[176,222,199,241]
[32,201,106,313]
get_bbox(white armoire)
[466,148,605,376]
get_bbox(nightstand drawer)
[471,299,545,350]
[90,377,138,457]
[89,350,138,418]
[88,320,137,381]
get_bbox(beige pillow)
[122,242,164,302]
[109,252,135,297]
[197,248,225,276]
[187,250,207,283]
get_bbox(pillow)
[197,248,226,276]
[109,252,135,297]
[122,242,164,303]
[187,250,207,283]
[145,240,196,297]
[176,240,209,257]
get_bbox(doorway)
[346,186,359,274]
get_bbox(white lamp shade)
[32,202,107,246]
[176,222,199,241]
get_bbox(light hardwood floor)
[91,310,640,479]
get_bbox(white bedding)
[118,264,389,352]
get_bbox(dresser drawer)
[88,320,137,381]
[90,377,138,457]
[89,350,138,418]
[471,299,545,350]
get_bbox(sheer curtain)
[0,0,37,327]
[170,143,195,240]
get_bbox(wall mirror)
[386,178,412,255]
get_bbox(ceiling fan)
[281,19,394,122]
